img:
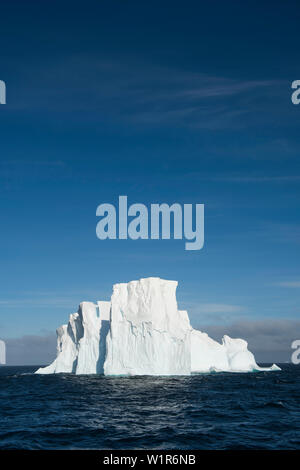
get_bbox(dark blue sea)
[0,364,299,450]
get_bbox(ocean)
[0,364,299,450]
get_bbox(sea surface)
[0,364,299,450]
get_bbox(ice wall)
[104,278,191,375]
[36,301,110,375]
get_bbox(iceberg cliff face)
[104,278,191,376]
[36,301,110,375]
[36,277,280,376]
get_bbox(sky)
[0,0,300,364]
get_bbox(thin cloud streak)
[8,55,284,130]
[276,281,300,288]
[193,303,245,314]
[0,288,111,308]
[202,176,300,183]
[174,173,300,183]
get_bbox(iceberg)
[36,277,280,375]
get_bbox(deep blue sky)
[0,1,300,362]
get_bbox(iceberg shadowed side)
[36,301,110,375]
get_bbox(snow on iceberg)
[36,277,280,376]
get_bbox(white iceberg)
[36,277,280,376]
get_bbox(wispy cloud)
[0,288,111,309]
[0,159,68,191]
[200,175,300,183]
[8,55,284,130]
[171,173,300,184]
[0,160,65,167]
[276,281,300,288]
[181,301,247,324]
[194,303,245,314]
[0,298,78,307]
